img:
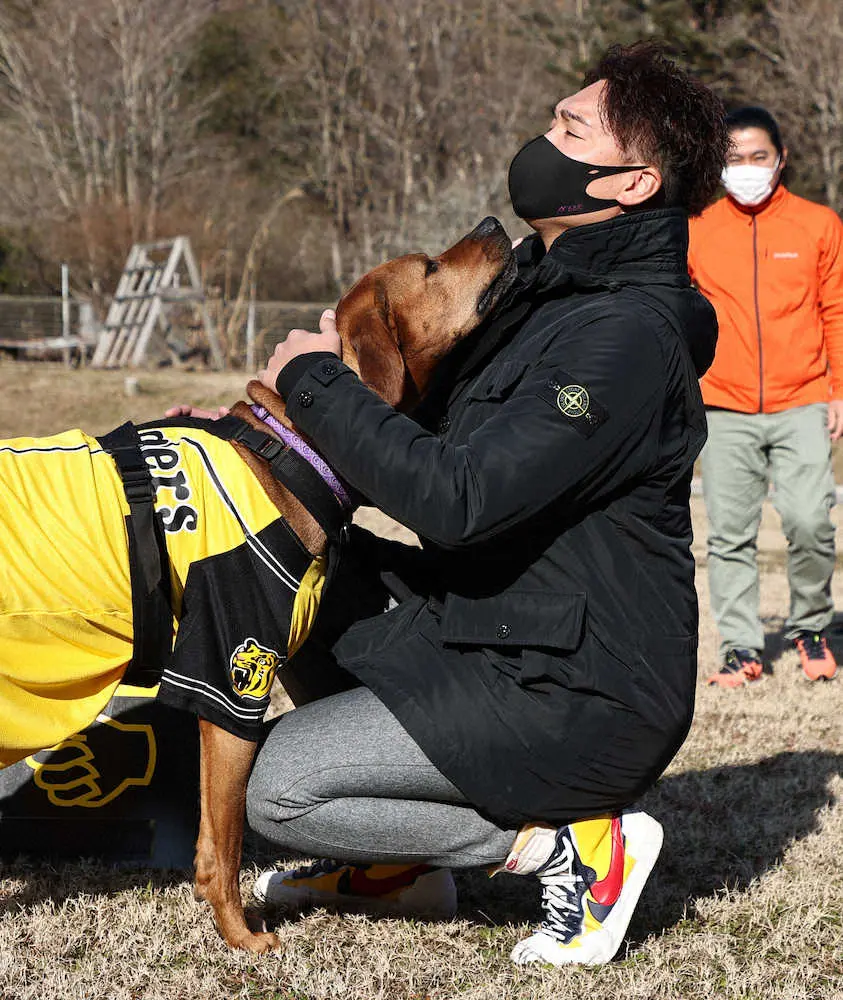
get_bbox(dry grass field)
[1,363,842,1000]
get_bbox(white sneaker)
[510,810,663,966]
[253,859,457,920]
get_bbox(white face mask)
[721,158,780,206]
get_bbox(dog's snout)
[462,216,512,263]
[470,216,503,239]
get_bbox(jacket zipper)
[752,216,764,412]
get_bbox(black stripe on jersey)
[181,435,303,594]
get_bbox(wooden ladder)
[92,237,222,368]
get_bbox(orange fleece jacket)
[688,185,843,413]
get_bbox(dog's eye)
[424,259,439,277]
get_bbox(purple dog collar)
[250,404,353,509]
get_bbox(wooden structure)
[92,237,222,369]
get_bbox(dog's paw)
[235,930,281,954]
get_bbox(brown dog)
[0,216,515,953]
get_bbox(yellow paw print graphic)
[25,715,157,808]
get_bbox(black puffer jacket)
[281,208,717,827]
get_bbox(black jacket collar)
[420,208,693,416]
[519,207,691,296]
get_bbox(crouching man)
[246,42,727,966]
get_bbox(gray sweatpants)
[701,404,836,658]
[246,686,517,868]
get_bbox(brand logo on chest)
[557,384,590,418]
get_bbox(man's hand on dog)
[258,309,341,395]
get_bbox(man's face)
[545,81,626,168]
[726,126,782,168]
[540,80,653,229]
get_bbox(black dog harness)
[97,415,350,688]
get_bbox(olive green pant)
[701,404,836,659]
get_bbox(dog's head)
[335,216,516,409]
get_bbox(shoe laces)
[536,833,587,942]
[797,633,827,660]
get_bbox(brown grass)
[1,364,842,999]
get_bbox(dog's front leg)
[194,718,280,953]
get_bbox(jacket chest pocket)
[759,238,817,310]
[467,361,529,403]
[440,590,586,651]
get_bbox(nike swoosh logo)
[589,816,625,907]
[345,864,431,898]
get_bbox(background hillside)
[0,0,839,313]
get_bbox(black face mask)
[508,135,646,220]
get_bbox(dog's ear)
[353,284,408,408]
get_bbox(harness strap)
[210,414,350,544]
[97,422,173,688]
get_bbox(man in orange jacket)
[689,106,843,687]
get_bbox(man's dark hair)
[583,42,729,216]
[725,106,784,155]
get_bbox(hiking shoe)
[793,631,837,681]
[707,648,763,688]
[252,859,457,920]
[509,811,663,966]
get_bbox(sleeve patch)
[536,371,609,438]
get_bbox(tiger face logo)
[229,638,282,700]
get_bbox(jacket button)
[298,389,314,407]
[437,416,451,434]
[322,362,338,376]
[496,623,511,640]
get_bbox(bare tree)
[765,0,843,211]
[222,186,304,364]
[272,0,582,292]
[0,0,217,296]
[715,0,843,211]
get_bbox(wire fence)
[0,295,332,367]
[0,295,84,345]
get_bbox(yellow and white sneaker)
[508,810,663,966]
[253,859,457,920]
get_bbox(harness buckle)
[253,436,285,462]
[234,424,286,463]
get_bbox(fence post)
[61,263,71,367]
[245,282,256,373]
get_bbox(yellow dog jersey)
[0,423,326,767]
